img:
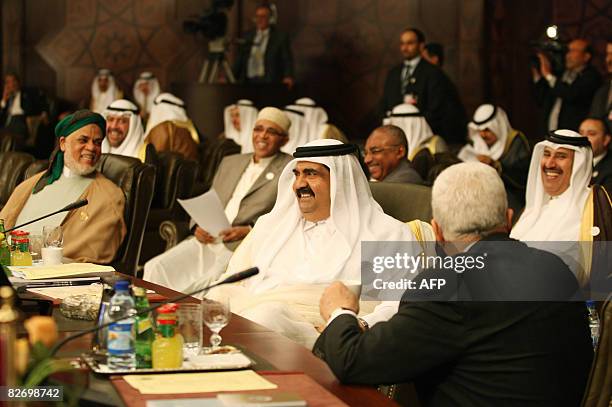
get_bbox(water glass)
[29,234,43,263]
[201,296,230,353]
[176,302,202,358]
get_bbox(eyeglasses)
[364,145,401,155]
[253,125,285,138]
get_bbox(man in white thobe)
[208,139,417,348]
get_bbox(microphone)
[5,199,88,233]
[49,267,259,357]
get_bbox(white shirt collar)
[303,217,329,232]
[404,56,421,68]
[252,153,275,167]
[593,151,607,167]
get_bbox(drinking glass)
[29,234,43,263]
[201,296,230,353]
[42,225,63,248]
[177,302,203,358]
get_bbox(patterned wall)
[28,0,207,103]
[552,0,612,72]
[242,0,484,138]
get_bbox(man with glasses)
[364,125,422,184]
[144,107,292,293]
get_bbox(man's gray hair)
[432,162,507,240]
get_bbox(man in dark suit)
[314,162,593,407]
[381,28,467,145]
[233,4,294,88]
[143,107,293,292]
[533,38,602,132]
[589,39,612,129]
[0,73,39,149]
[580,117,612,188]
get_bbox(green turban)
[33,110,106,193]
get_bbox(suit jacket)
[0,88,40,146]
[382,159,423,184]
[592,151,612,188]
[233,27,294,83]
[534,65,602,131]
[211,152,292,249]
[589,79,611,129]
[382,59,467,144]
[314,235,593,407]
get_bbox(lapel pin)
[265,172,274,180]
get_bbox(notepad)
[8,263,115,280]
[28,283,103,300]
[123,371,277,395]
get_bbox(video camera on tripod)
[183,0,236,84]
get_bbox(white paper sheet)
[178,189,231,237]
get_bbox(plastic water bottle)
[586,300,600,350]
[107,280,136,369]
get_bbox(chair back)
[199,137,241,191]
[581,295,612,407]
[24,160,49,180]
[369,181,432,222]
[0,152,35,208]
[96,153,155,276]
[154,152,198,209]
[0,132,19,152]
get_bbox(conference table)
[48,273,398,406]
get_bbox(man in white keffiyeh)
[223,99,258,153]
[102,99,146,161]
[208,139,417,347]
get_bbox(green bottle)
[0,220,11,267]
[133,287,154,368]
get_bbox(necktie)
[401,63,412,95]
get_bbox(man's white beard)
[63,146,97,176]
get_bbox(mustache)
[296,186,315,197]
[542,166,562,173]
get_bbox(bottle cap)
[133,287,146,297]
[114,280,130,291]
[158,303,178,314]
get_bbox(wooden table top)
[51,273,397,407]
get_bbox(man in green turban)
[0,110,126,263]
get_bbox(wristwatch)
[357,317,369,331]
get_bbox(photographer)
[532,38,601,132]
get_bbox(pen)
[25,280,99,289]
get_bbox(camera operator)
[233,3,294,89]
[532,38,601,132]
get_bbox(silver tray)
[81,348,253,375]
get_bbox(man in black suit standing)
[314,162,593,407]
[0,73,38,149]
[580,117,612,188]
[381,28,466,145]
[233,3,294,89]
[533,38,602,132]
[589,39,612,129]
